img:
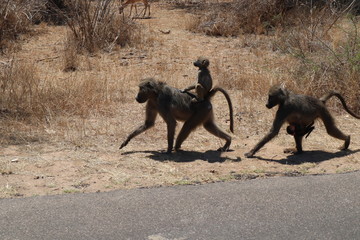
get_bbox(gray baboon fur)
[120,78,234,153]
[245,84,360,158]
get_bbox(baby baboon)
[286,121,315,139]
[245,84,360,158]
[120,78,234,153]
[183,57,212,102]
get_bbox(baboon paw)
[341,136,351,150]
[284,148,302,155]
[165,149,174,154]
[217,147,229,152]
[339,146,349,151]
[244,152,254,158]
[283,148,297,154]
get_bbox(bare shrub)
[185,0,359,112]
[64,0,143,53]
[279,14,360,112]
[0,0,32,52]
[186,0,358,36]
[185,0,291,36]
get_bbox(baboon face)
[194,57,210,69]
[136,80,156,103]
[266,85,287,109]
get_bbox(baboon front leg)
[245,110,285,158]
[165,118,177,154]
[120,104,157,150]
[245,130,278,157]
[119,120,155,149]
[203,119,231,152]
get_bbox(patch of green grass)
[63,189,80,194]
[336,167,355,174]
[173,180,193,185]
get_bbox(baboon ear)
[146,81,153,89]
[279,82,286,94]
[280,82,286,90]
[202,59,209,67]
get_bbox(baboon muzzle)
[136,96,147,103]
[266,103,274,109]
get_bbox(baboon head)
[266,84,288,109]
[194,57,210,69]
[136,78,162,103]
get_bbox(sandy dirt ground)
[1,3,359,198]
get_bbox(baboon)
[245,84,360,158]
[120,78,234,153]
[183,57,212,102]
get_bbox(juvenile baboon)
[183,57,212,102]
[120,78,234,153]
[245,84,360,158]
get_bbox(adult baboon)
[120,78,234,153]
[245,84,360,158]
[183,57,212,102]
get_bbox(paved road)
[1,172,359,240]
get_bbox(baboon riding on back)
[120,78,234,153]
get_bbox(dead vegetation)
[186,0,360,111]
[0,0,360,198]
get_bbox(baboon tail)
[207,87,234,133]
[320,91,360,119]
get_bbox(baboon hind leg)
[174,114,205,151]
[203,118,231,152]
[175,101,212,151]
[322,111,350,150]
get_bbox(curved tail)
[207,87,234,133]
[320,91,360,119]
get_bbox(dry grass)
[0,1,360,198]
[0,0,35,52]
[0,59,127,124]
[185,0,360,112]
[64,0,145,53]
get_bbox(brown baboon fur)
[183,57,212,102]
[119,0,150,18]
[245,84,360,158]
[120,78,233,153]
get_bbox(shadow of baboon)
[121,149,240,163]
[254,149,360,165]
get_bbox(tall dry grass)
[186,0,360,112]
[0,0,35,52]
[274,14,360,111]
[0,60,127,123]
[1,0,150,120]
